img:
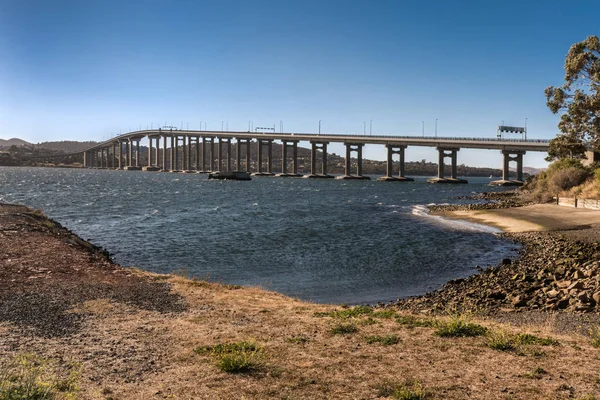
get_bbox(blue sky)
[1,0,598,168]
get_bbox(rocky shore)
[428,190,533,212]
[393,191,600,332]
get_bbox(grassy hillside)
[523,158,600,201]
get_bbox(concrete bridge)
[47,129,552,185]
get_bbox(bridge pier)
[304,141,334,178]
[198,137,209,173]
[427,147,467,184]
[246,139,251,173]
[125,139,142,170]
[337,143,370,180]
[490,150,526,186]
[160,135,168,172]
[143,136,161,171]
[195,137,201,171]
[253,139,274,176]
[181,135,193,173]
[377,144,414,182]
[277,140,302,177]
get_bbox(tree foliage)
[545,35,600,161]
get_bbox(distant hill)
[523,166,546,175]
[0,138,32,148]
[35,141,98,153]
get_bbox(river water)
[0,167,517,304]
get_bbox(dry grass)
[3,274,600,399]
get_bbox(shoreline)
[432,203,600,233]
[391,196,600,318]
[3,202,600,398]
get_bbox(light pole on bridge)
[318,120,321,135]
[435,119,438,138]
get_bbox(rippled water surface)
[0,167,517,304]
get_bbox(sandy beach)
[441,203,600,233]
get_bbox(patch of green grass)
[194,341,264,374]
[486,330,517,351]
[514,333,559,346]
[376,380,428,400]
[329,322,359,335]
[286,335,309,344]
[0,354,80,400]
[487,331,557,354]
[365,335,400,345]
[395,315,436,328]
[434,316,487,338]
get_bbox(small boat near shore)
[208,171,252,181]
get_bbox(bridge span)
[58,129,551,185]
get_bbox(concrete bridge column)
[187,136,192,172]
[126,141,131,168]
[491,150,526,186]
[161,136,167,171]
[200,137,207,172]
[117,142,122,169]
[357,145,363,176]
[143,137,160,171]
[378,145,413,182]
[310,143,317,175]
[195,137,200,171]
[181,136,187,171]
[252,139,274,176]
[226,139,232,172]
[83,151,87,168]
[277,140,301,177]
[135,140,140,167]
[451,151,458,179]
[280,141,288,175]
[255,139,263,174]
[110,144,115,168]
[209,138,215,172]
[169,136,175,171]
[267,140,273,174]
[428,148,467,183]
[245,140,251,173]
[293,142,298,175]
[236,138,242,171]
[217,138,223,172]
[174,137,180,172]
[305,141,333,178]
[337,143,369,180]
[155,137,160,167]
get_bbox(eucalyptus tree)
[545,35,600,161]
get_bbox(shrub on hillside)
[550,167,589,191]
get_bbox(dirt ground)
[2,203,600,399]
